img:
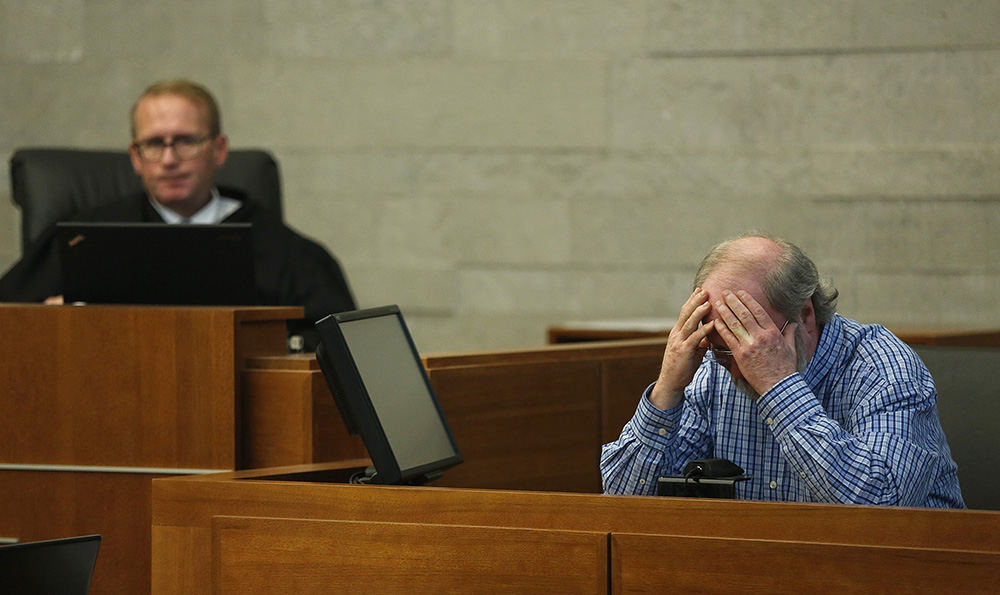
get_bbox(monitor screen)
[0,534,101,594]
[315,305,462,485]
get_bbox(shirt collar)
[800,313,842,390]
[149,188,241,224]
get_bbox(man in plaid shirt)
[601,233,964,508]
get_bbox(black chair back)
[10,148,283,251]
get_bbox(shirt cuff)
[633,382,684,448]
[755,373,823,439]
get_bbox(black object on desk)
[658,458,750,499]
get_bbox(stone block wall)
[2,1,999,351]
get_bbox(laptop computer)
[56,222,256,306]
[0,534,101,594]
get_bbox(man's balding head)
[694,233,838,327]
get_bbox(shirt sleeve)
[757,370,948,506]
[600,380,712,495]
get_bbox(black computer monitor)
[0,534,101,594]
[314,305,462,485]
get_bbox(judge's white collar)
[149,188,241,224]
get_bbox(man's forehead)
[133,94,208,132]
[701,266,762,294]
[701,267,770,309]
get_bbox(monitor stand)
[247,463,448,487]
[252,464,368,484]
[355,466,446,486]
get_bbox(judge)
[0,79,355,349]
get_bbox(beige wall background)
[1,1,999,352]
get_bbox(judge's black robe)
[0,189,356,349]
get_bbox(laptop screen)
[56,222,255,305]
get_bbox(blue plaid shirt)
[601,314,965,508]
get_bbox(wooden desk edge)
[153,462,1000,526]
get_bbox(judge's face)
[129,94,228,217]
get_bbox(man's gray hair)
[693,232,839,326]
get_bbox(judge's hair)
[130,79,221,139]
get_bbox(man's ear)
[128,143,142,174]
[213,134,229,168]
[799,298,816,327]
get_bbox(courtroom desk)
[247,332,1000,509]
[891,326,1000,347]
[246,338,668,494]
[151,462,1000,594]
[547,319,670,344]
[548,319,1000,347]
[0,304,303,594]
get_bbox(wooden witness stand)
[172,328,1000,593]
[152,462,1000,593]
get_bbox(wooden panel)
[548,325,667,344]
[230,307,303,360]
[424,338,667,368]
[0,305,301,595]
[612,532,1000,593]
[154,469,1000,553]
[600,356,662,444]
[152,469,1000,594]
[240,368,365,468]
[309,368,368,463]
[422,338,665,493]
[891,327,1000,347]
[152,525,210,595]
[428,360,603,492]
[0,470,158,595]
[547,320,1000,348]
[244,353,318,371]
[240,369,313,467]
[211,516,608,594]
[0,304,296,469]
